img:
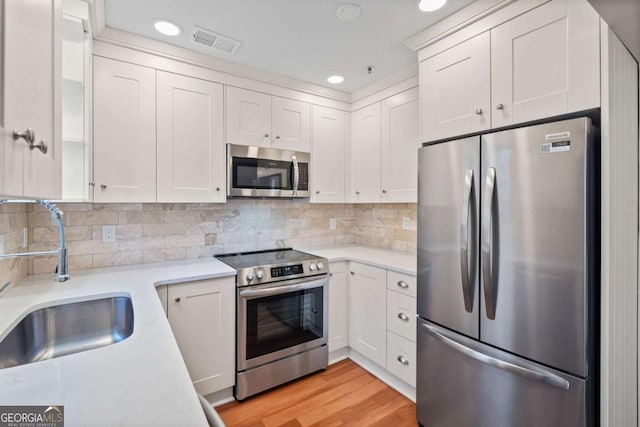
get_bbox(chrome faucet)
[0,200,70,282]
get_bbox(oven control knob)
[256,270,264,280]
[246,271,254,282]
[317,262,324,270]
[309,263,317,271]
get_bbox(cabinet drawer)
[387,290,416,342]
[387,271,416,298]
[386,331,416,387]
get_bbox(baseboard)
[207,387,235,407]
[347,349,416,402]
[329,347,350,364]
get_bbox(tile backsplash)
[0,204,28,287]
[25,201,417,275]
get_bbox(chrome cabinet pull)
[397,280,409,289]
[482,167,497,320]
[174,297,181,303]
[30,139,48,154]
[397,312,409,322]
[100,184,107,190]
[350,271,355,275]
[397,355,410,366]
[382,189,387,194]
[13,128,35,145]
[460,169,475,313]
[316,190,320,194]
[422,323,570,390]
[355,191,360,195]
[475,108,483,115]
[275,135,280,139]
[264,133,269,138]
[216,187,220,191]
[496,103,504,110]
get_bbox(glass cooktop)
[215,248,318,269]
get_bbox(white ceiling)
[104,0,475,93]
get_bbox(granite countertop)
[0,258,236,427]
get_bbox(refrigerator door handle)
[421,323,570,391]
[460,169,475,313]
[482,167,497,319]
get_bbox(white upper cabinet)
[271,96,311,151]
[420,31,490,142]
[1,0,62,199]
[420,0,600,143]
[226,86,310,151]
[226,86,272,148]
[350,103,382,203]
[491,0,600,128]
[381,88,419,203]
[93,57,156,202]
[156,71,225,203]
[311,105,348,203]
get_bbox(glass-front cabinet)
[62,0,92,201]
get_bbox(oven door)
[238,277,328,371]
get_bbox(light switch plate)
[329,218,337,230]
[102,225,116,243]
[22,227,28,248]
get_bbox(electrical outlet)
[22,227,28,248]
[402,217,410,230]
[329,218,337,230]
[102,225,116,243]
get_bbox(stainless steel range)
[215,248,329,400]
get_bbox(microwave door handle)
[292,155,299,197]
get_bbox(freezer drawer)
[417,319,591,427]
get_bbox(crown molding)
[350,64,418,105]
[404,0,516,52]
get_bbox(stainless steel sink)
[0,296,134,369]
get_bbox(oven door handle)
[239,280,323,298]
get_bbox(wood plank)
[216,359,418,427]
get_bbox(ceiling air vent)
[192,26,243,56]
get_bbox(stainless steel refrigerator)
[416,117,598,427]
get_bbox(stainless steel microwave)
[226,144,310,198]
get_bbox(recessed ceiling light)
[327,75,345,84]
[337,4,361,21]
[154,20,182,36]
[418,0,447,12]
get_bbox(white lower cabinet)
[386,331,417,387]
[165,277,235,396]
[348,262,387,367]
[328,261,349,352]
[386,289,417,342]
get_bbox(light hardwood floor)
[216,359,418,427]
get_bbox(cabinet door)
[93,57,156,202]
[157,71,225,203]
[348,262,387,367]
[386,331,416,387]
[311,105,347,203]
[350,103,381,203]
[328,261,349,352]
[491,0,600,127]
[226,86,271,148]
[168,278,235,396]
[2,0,62,199]
[272,96,310,152]
[381,88,419,203]
[420,31,490,142]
